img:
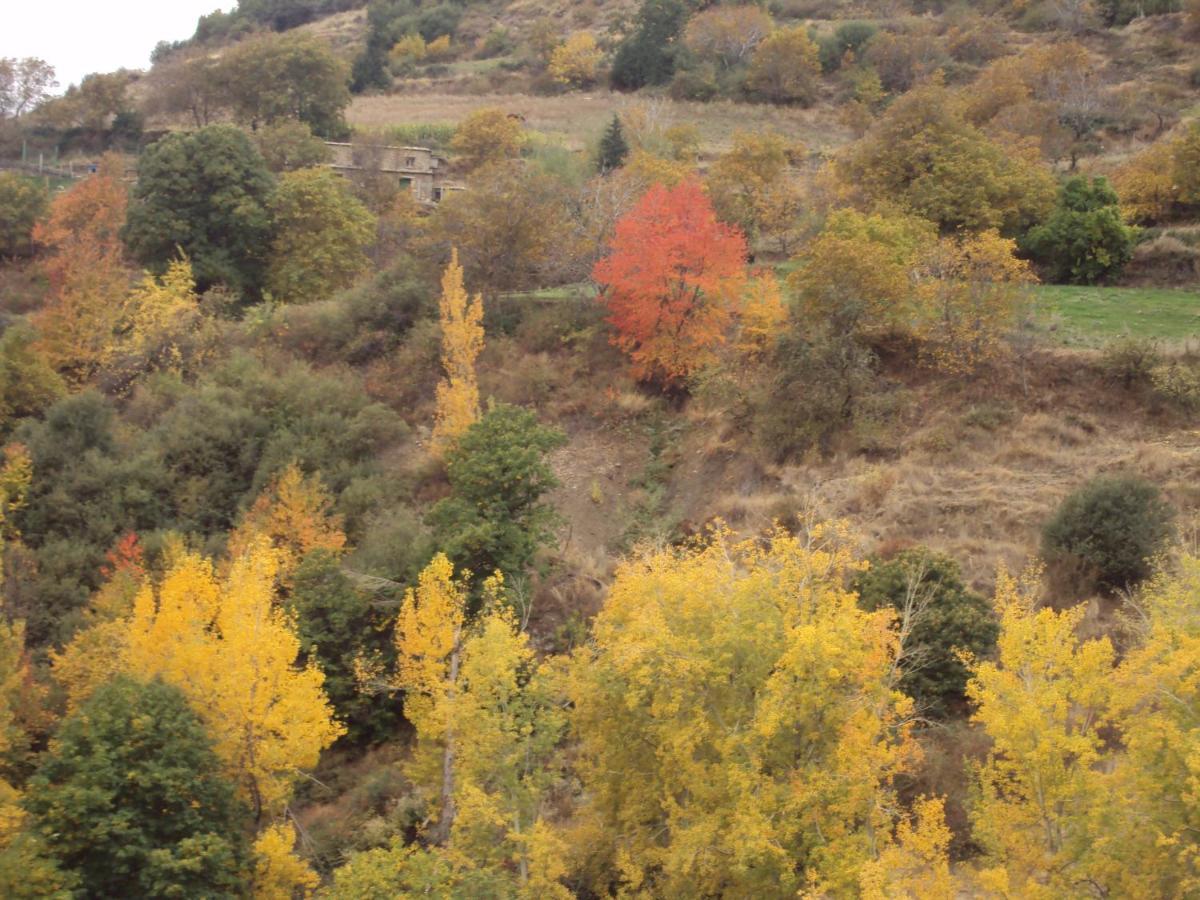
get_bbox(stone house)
[324,142,464,202]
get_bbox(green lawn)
[496,280,1200,347]
[1035,284,1200,346]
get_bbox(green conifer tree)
[598,115,630,174]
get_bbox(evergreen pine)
[598,115,630,173]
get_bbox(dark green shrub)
[0,173,48,259]
[0,325,66,434]
[12,392,171,645]
[428,404,566,584]
[669,64,720,101]
[1095,0,1181,25]
[755,328,877,460]
[289,551,398,744]
[1042,475,1175,593]
[25,677,250,896]
[273,254,433,365]
[855,548,998,717]
[611,0,689,90]
[1020,176,1136,285]
[9,356,407,647]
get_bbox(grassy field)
[1035,284,1200,346]
[347,92,851,155]
[494,281,1200,352]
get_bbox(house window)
[405,156,416,167]
[399,177,413,191]
[433,187,443,202]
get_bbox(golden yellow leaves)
[126,538,343,820]
[548,33,603,88]
[394,552,467,737]
[565,524,941,896]
[450,108,524,172]
[964,556,1200,896]
[228,462,346,583]
[791,208,1035,373]
[252,824,320,900]
[430,250,484,459]
[389,555,568,895]
[736,275,788,357]
[914,229,1035,374]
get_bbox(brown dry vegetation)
[349,91,852,155]
[524,345,1200,615]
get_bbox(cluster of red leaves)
[593,179,747,384]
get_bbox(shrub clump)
[1020,176,1136,285]
[1042,474,1175,593]
[854,548,998,717]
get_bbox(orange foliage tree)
[592,179,747,384]
[227,462,347,583]
[32,156,130,383]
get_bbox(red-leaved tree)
[593,179,747,384]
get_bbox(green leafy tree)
[610,0,689,90]
[221,32,351,138]
[24,677,251,897]
[288,551,397,744]
[266,167,376,303]
[1042,474,1175,594]
[0,174,47,259]
[1020,176,1136,285]
[855,548,999,717]
[236,0,324,30]
[818,21,877,73]
[841,80,1056,235]
[424,162,571,293]
[429,404,566,582]
[11,392,169,646]
[352,0,403,93]
[0,326,66,436]
[754,326,877,460]
[255,120,331,172]
[598,114,630,174]
[123,125,275,297]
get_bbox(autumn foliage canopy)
[593,179,747,383]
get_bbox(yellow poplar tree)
[104,256,212,392]
[967,566,1113,897]
[49,548,143,713]
[252,824,320,899]
[565,524,951,897]
[445,605,568,897]
[393,556,569,895]
[859,797,956,900]
[125,538,344,821]
[430,250,484,459]
[735,273,788,357]
[548,33,604,88]
[394,553,468,840]
[1100,555,1200,896]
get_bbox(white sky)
[2,1,236,92]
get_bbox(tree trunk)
[433,641,461,844]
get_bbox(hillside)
[3,0,1200,894]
